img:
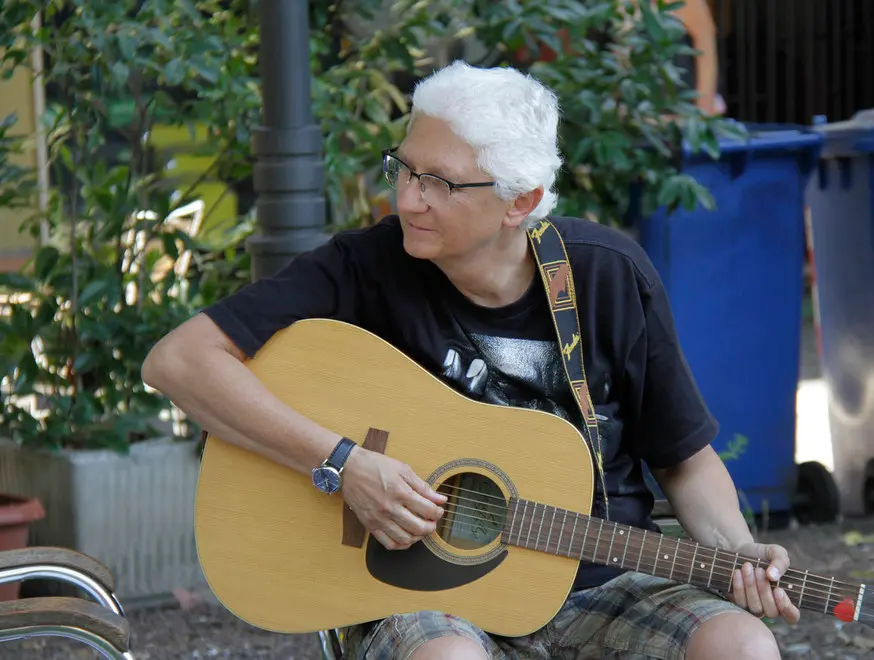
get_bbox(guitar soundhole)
[435,472,508,550]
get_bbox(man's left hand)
[728,542,801,624]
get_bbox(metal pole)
[248,0,327,281]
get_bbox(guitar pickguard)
[365,536,508,591]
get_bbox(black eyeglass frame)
[382,147,496,196]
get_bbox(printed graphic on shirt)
[439,335,578,426]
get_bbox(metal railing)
[713,0,874,124]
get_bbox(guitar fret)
[557,510,568,555]
[826,577,835,614]
[507,500,520,542]
[668,538,678,580]
[799,570,809,607]
[535,504,547,551]
[654,536,664,579]
[636,530,646,572]
[707,547,717,588]
[621,525,632,566]
[516,501,528,546]
[579,516,592,560]
[544,506,558,553]
[689,543,699,582]
[607,524,618,565]
[525,503,537,548]
[855,585,865,622]
[592,519,605,563]
[568,514,579,558]
[732,553,740,592]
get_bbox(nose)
[395,177,429,214]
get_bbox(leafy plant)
[0,0,742,452]
[718,433,749,463]
[309,0,746,229]
[478,0,748,221]
[0,0,260,452]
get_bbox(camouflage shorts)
[341,572,742,659]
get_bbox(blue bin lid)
[812,109,874,159]
[682,122,823,162]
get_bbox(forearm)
[693,30,719,113]
[673,0,719,113]
[652,445,754,551]
[142,339,341,474]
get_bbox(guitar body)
[195,319,595,637]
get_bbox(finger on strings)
[774,586,802,624]
[756,567,780,618]
[765,544,790,581]
[730,567,746,608]
[743,563,765,615]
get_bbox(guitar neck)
[501,498,866,622]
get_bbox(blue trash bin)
[635,127,823,519]
[806,110,874,517]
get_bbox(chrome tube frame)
[0,565,124,615]
[0,624,134,660]
[318,628,342,659]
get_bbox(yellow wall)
[0,57,38,272]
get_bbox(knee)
[409,635,489,660]
[686,612,780,660]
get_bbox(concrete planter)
[0,436,207,607]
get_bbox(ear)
[504,186,545,229]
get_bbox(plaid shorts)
[341,571,742,659]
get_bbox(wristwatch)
[311,437,357,494]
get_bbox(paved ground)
[3,515,874,659]
[2,314,858,658]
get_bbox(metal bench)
[0,547,134,659]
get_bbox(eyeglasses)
[382,148,495,206]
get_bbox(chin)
[402,233,442,260]
[400,221,443,260]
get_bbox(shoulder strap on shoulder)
[526,218,609,518]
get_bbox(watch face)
[312,466,341,494]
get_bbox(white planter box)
[0,436,208,606]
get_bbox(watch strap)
[326,437,356,471]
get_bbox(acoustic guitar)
[194,318,870,637]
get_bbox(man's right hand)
[341,447,447,550]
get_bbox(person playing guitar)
[143,61,798,659]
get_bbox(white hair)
[409,60,563,226]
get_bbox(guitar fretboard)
[500,498,863,620]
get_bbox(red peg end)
[834,598,855,623]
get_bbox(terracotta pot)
[0,493,46,601]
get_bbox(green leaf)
[111,61,130,87]
[72,351,99,374]
[191,62,220,84]
[117,32,137,60]
[639,2,667,42]
[78,279,112,306]
[164,59,186,86]
[34,246,60,280]
[0,271,34,292]
[13,349,38,395]
[160,233,180,260]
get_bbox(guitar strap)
[526,218,609,518]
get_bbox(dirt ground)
[3,516,873,659]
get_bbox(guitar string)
[432,478,865,600]
[435,498,862,601]
[432,511,860,608]
[438,491,862,593]
[441,502,862,602]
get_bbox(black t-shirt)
[202,214,717,591]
